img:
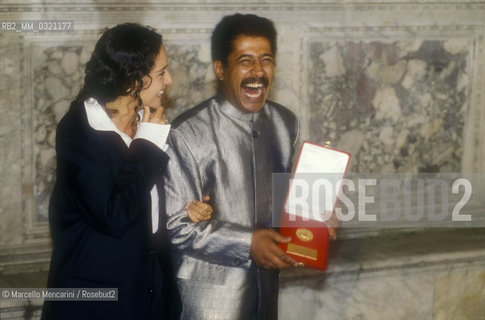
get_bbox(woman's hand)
[185,195,213,223]
[142,105,167,124]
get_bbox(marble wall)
[0,1,485,319]
[33,44,91,222]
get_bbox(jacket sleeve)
[163,130,252,268]
[54,126,168,238]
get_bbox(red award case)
[279,141,350,270]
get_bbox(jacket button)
[252,130,259,138]
[147,288,153,294]
[149,250,155,255]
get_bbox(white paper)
[284,142,350,222]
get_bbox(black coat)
[41,100,180,320]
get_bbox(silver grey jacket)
[163,94,299,320]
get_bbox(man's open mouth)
[242,82,265,99]
[241,77,269,100]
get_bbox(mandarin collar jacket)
[163,94,299,320]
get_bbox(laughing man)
[163,13,300,320]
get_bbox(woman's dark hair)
[76,23,162,108]
[211,13,277,66]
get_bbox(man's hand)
[185,195,213,223]
[250,229,298,269]
[323,209,340,241]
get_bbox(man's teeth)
[245,83,263,88]
[157,90,164,96]
[243,82,264,98]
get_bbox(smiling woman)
[41,23,211,320]
[139,45,173,113]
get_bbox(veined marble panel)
[270,24,306,118]
[22,31,219,226]
[162,34,216,120]
[30,41,94,223]
[23,25,307,227]
[0,34,23,246]
[307,37,471,173]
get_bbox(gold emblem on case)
[296,228,314,242]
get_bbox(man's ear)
[213,60,224,81]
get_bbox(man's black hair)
[211,13,277,66]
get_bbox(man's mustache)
[241,77,269,87]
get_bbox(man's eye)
[261,58,274,65]
[240,59,253,66]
